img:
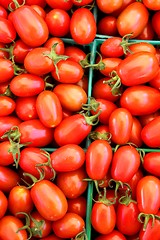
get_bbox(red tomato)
[143,152,160,177]
[141,116,160,148]
[0,0,23,9]
[45,0,73,10]
[0,6,7,18]
[53,84,87,112]
[72,0,93,6]
[129,117,143,147]
[89,124,110,141]
[70,8,96,45]
[111,145,140,182]
[56,167,88,199]
[0,17,16,43]
[10,5,49,47]
[120,85,160,116]
[152,11,160,38]
[113,0,136,16]
[0,190,8,219]
[76,75,88,93]
[137,20,155,40]
[67,196,87,218]
[12,39,33,64]
[45,9,70,37]
[86,140,112,180]
[95,230,126,240]
[64,46,86,62]
[100,37,124,58]
[51,144,85,172]
[0,215,27,240]
[52,212,85,239]
[109,108,133,145]
[97,16,118,36]
[26,0,46,7]
[0,166,20,193]
[0,116,21,140]
[96,0,123,13]
[8,186,34,217]
[149,68,160,90]
[143,0,160,10]
[126,42,156,56]
[0,58,14,83]
[0,141,15,166]
[30,5,46,18]
[31,180,68,221]
[128,169,144,200]
[140,110,160,127]
[117,2,149,38]
[36,90,63,128]
[44,37,65,55]
[0,96,15,116]
[100,57,122,77]
[0,43,9,58]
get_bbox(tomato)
[45,0,73,11]
[72,0,93,6]
[45,9,70,37]
[137,20,155,40]
[52,212,85,239]
[113,0,136,16]
[140,108,159,127]
[128,169,144,200]
[64,46,86,63]
[8,186,34,217]
[100,57,122,77]
[120,85,160,116]
[143,0,160,10]
[126,42,156,56]
[51,59,84,84]
[0,141,15,166]
[117,52,159,86]
[117,2,149,38]
[0,6,7,18]
[0,43,9,58]
[143,152,160,177]
[0,190,8,219]
[67,196,87,218]
[30,5,46,18]
[152,11,160,38]
[149,68,160,90]
[91,202,116,234]
[116,202,142,236]
[70,8,96,45]
[141,116,160,148]
[44,37,65,55]
[10,5,49,47]
[0,96,15,116]
[100,37,124,58]
[0,116,21,140]
[53,113,92,146]
[129,117,143,147]
[12,39,33,64]
[0,166,20,192]
[0,215,28,240]
[97,16,118,36]
[109,108,133,145]
[0,17,16,43]
[111,145,140,182]
[86,140,112,180]
[0,58,15,83]
[96,0,123,13]
[89,124,110,141]
[53,84,87,112]
[51,144,85,172]
[56,167,88,199]
[36,90,63,128]
[10,73,45,97]
[95,230,127,240]
[30,211,52,238]
[136,175,160,214]
[76,75,88,93]
[31,180,68,221]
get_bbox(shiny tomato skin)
[0,6,7,18]
[0,96,15,117]
[86,140,112,180]
[128,169,144,200]
[53,84,87,112]
[19,119,54,147]
[72,0,93,6]
[117,2,149,38]
[51,144,85,172]
[100,37,124,58]
[120,85,160,116]
[0,58,14,83]
[136,175,160,214]
[96,0,123,14]
[111,145,140,182]
[95,230,126,240]
[13,39,33,64]
[141,116,160,148]
[97,16,118,36]
[0,17,16,43]
[64,46,86,63]
[129,117,143,147]
[67,196,87,218]
[45,0,73,10]
[10,5,49,47]
[126,42,156,56]
[100,57,122,77]
[137,20,155,40]
[0,166,20,193]
[52,212,85,239]
[117,52,159,86]
[53,114,92,146]
[44,37,65,54]
[109,108,133,145]
[10,73,45,97]
[149,68,160,90]
[31,180,68,221]
[143,152,160,177]
[36,90,63,128]
[143,0,160,10]
[56,167,88,199]
[0,116,21,140]
[0,215,28,240]
[70,8,96,45]
[152,11,160,38]
[30,5,46,19]
[8,186,34,217]
[91,202,116,235]
[0,190,8,219]
[25,0,46,7]
[0,141,15,166]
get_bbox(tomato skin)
[149,68,160,90]
[116,202,142,236]
[44,37,65,55]
[0,58,14,83]
[141,116,160,148]
[53,84,87,112]
[100,58,122,77]
[72,0,93,6]
[95,230,126,240]
[51,144,85,172]
[0,116,21,140]
[143,152,160,177]
[97,16,118,36]
[26,0,46,7]
[41,234,64,240]
[0,215,28,240]
[143,0,160,10]
[137,20,155,40]
[10,74,45,97]
[0,17,16,43]
[0,190,8,219]
[0,6,7,18]
[117,52,159,86]
[64,46,86,63]
[45,0,73,11]
[126,42,156,56]
[86,140,112,180]
[129,117,143,147]
[111,146,140,182]
[0,141,15,166]
[0,166,20,193]
[109,108,133,145]
[0,96,15,117]
[136,175,160,214]
[52,212,85,239]
[53,114,92,146]
[91,202,116,235]
[70,8,96,45]
[8,186,34,217]
[13,39,33,64]
[67,196,87,218]
[30,5,46,18]
[100,37,124,58]
[128,169,144,200]
[10,5,49,47]
[117,2,149,38]
[120,85,160,116]
[36,90,63,128]
[96,0,123,14]
[56,167,88,199]
[152,11,160,38]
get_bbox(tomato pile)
[0,0,160,240]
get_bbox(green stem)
[8,0,25,11]
[138,213,155,231]
[82,110,102,126]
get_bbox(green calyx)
[103,70,122,96]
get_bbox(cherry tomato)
[100,37,124,58]
[64,46,86,62]
[97,16,118,36]
[96,0,123,14]
[12,39,33,64]
[0,17,16,43]
[30,5,46,18]
[0,96,15,116]
[0,116,21,140]
[67,196,87,218]
[44,37,65,54]
[45,0,73,11]
[0,190,8,219]
[143,152,160,177]
[95,230,127,240]
[0,58,15,83]
[100,57,122,77]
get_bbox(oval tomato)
[100,37,124,58]
[128,169,144,200]
[67,196,87,218]
[44,37,65,54]
[45,0,73,10]
[100,57,122,77]
[96,0,123,13]
[12,39,33,64]
[129,117,143,147]
[97,16,118,36]
[64,46,86,62]
[126,42,156,56]
[0,141,15,166]
[0,5,7,18]
[0,17,16,43]
[0,190,8,219]
[0,58,14,83]
[152,11,160,38]
[0,96,15,116]
[137,20,155,40]
[143,0,160,10]
[143,152,160,177]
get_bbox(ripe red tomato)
[30,5,46,19]
[143,152,160,177]
[152,11,160,38]
[52,212,85,239]
[0,17,16,43]
[96,0,123,13]
[100,57,122,77]
[45,0,73,11]
[95,230,126,240]
[143,0,160,10]
[0,5,7,18]
[126,42,156,56]
[86,140,112,180]
[64,46,86,62]
[72,0,93,6]
[67,196,87,218]
[129,117,143,147]
[100,37,124,58]
[0,96,15,116]
[70,8,96,45]
[137,21,155,40]
[12,39,33,64]
[0,58,15,83]
[0,116,21,140]
[149,68,160,90]
[97,16,118,36]
[44,37,65,55]
[0,141,15,166]
[0,190,8,219]
[128,169,144,200]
